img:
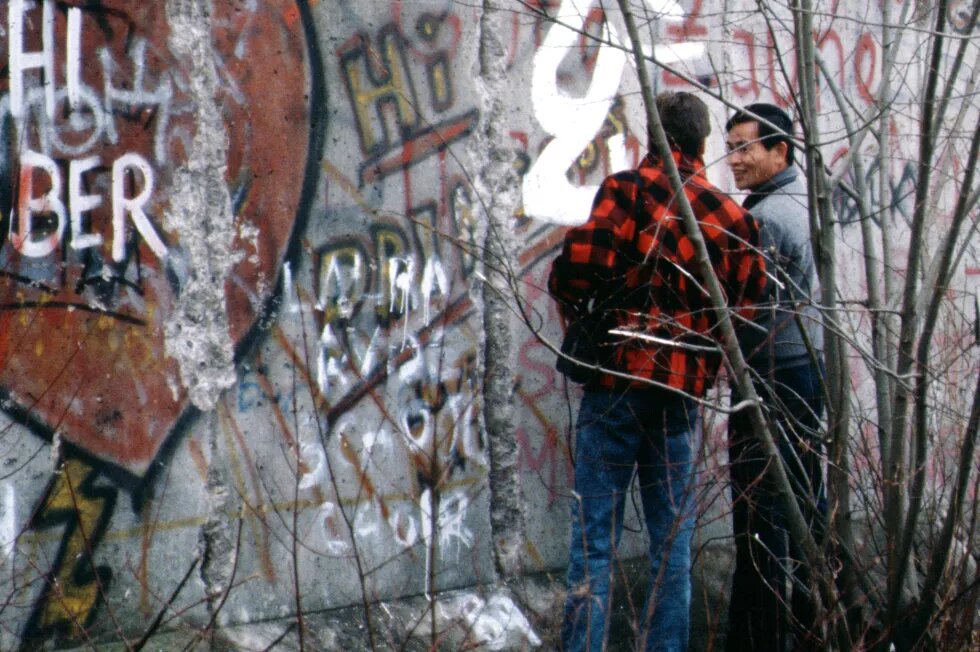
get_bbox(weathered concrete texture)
[198,410,238,626]
[63,583,557,651]
[164,0,242,627]
[60,556,736,650]
[164,0,239,411]
[476,0,528,581]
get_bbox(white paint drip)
[358,326,381,376]
[437,490,473,561]
[420,487,434,600]
[283,261,300,314]
[420,256,449,326]
[388,257,414,348]
[397,334,424,382]
[0,483,16,563]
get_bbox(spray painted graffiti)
[0,0,317,477]
[337,12,478,187]
[833,155,918,227]
[729,26,879,106]
[256,3,493,580]
[22,458,117,647]
[3,1,322,645]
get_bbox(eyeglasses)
[724,140,762,156]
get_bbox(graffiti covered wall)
[0,0,972,648]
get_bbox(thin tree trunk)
[900,107,980,646]
[887,0,949,629]
[877,0,897,472]
[791,1,856,647]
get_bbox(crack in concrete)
[164,0,239,413]
[475,0,528,581]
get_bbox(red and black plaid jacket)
[548,149,767,397]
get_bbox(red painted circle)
[0,1,314,476]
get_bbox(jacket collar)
[743,167,797,210]
[641,147,707,182]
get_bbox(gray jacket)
[738,168,824,370]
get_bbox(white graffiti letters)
[12,151,165,261]
[68,156,104,251]
[13,151,65,258]
[6,1,174,265]
[112,154,165,262]
[8,0,56,120]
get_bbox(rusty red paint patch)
[0,1,317,477]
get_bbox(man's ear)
[774,140,789,163]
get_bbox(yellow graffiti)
[342,30,418,153]
[429,60,450,107]
[28,458,116,642]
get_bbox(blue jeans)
[726,360,827,652]
[562,389,699,652]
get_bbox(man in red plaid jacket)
[549,91,766,652]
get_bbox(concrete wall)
[0,0,972,649]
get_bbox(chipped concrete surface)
[476,0,528,582]
[164,0,239,412]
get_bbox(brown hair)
[655,91,710,157]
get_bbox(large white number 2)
[523,0,701,226]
